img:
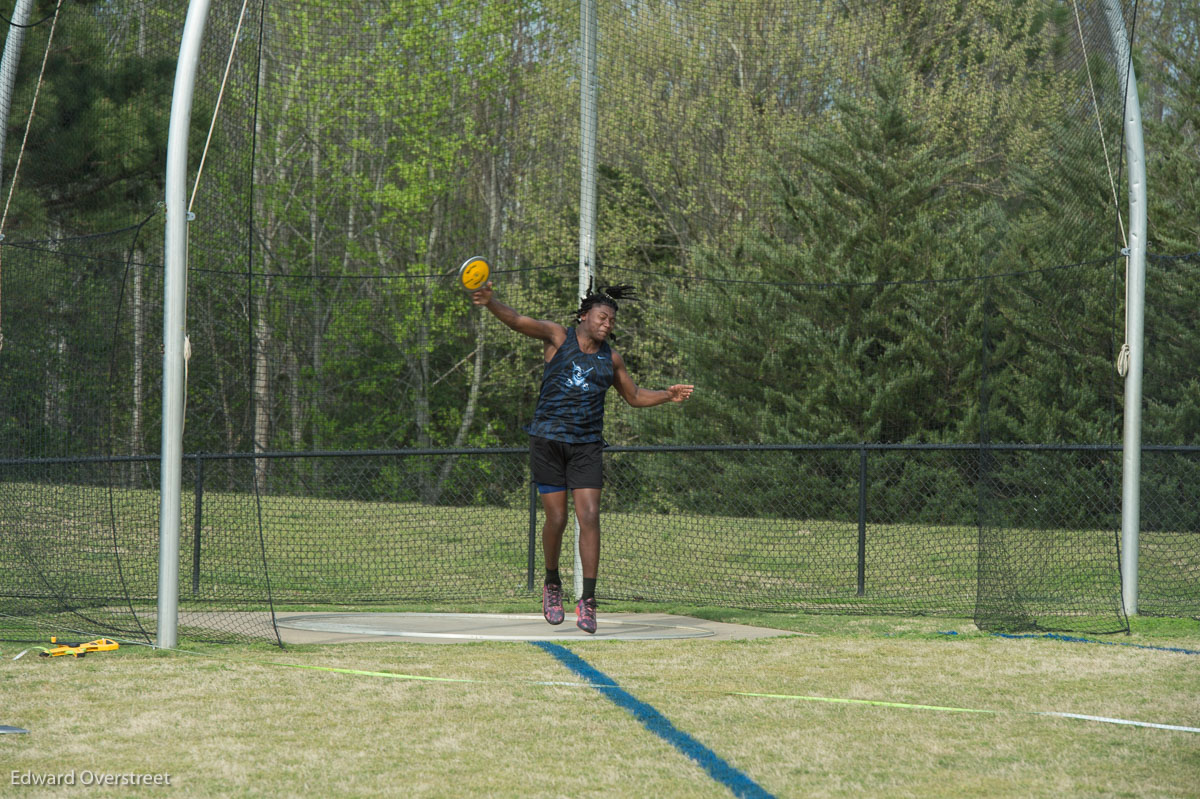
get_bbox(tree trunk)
[129,247,144,486]
[253,284,272,487]
[250,29,299,489]
[201,290,237,455]
[287,330,301,449]
[434,150,503,497]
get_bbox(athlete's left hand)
[667,384,694,402]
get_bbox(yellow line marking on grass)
[269,661,1199,735]
[268,660,593,688]
[730,691,995,714]
[730,692,1200,734]
[268,662,480,683]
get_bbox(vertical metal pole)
[574,0,598,601]
[159,0,212,649]
[857,447,867,596]
[1102,0,1146,616]
[578,0,598,302]
[527,480,537,592]
[0,0,34,189]
[191,456,204,595]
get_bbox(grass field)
[3,481,1197,795]
[2,612,1198,798]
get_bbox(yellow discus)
[457,256,490,291]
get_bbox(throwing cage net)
[2,0,1193,645]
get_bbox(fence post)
[191,455,204,595]
[857,446,867,596]
[527,480,537,591]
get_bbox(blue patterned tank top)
[524,328,614,443]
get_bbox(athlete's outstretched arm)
[471,282,566,347]
[611,351,694,408]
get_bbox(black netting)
[1139,253,1200,619]
[6,1,1193,646]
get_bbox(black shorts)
[530,436,604,491]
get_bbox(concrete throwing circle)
[275,612,715,642]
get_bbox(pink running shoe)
[575,597,597,634]
[542,583,565,625]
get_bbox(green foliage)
[0,1,1196,528]
[627,59,992,449]
[4,2,174,235]
[1140,2,1200,450]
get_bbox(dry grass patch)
[2,623,1198,798]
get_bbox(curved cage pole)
[1102,0,1147,617]
[0,0,34,191]
[159,0,212,649]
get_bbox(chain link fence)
[5,442,1194,642]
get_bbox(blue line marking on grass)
[532,641,776,799]
[992,632,1200,655]
[939,631,1200,655]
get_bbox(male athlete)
[471,282,694,633]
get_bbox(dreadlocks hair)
[576,284,638,323]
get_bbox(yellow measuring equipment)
[39,637,120,658]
